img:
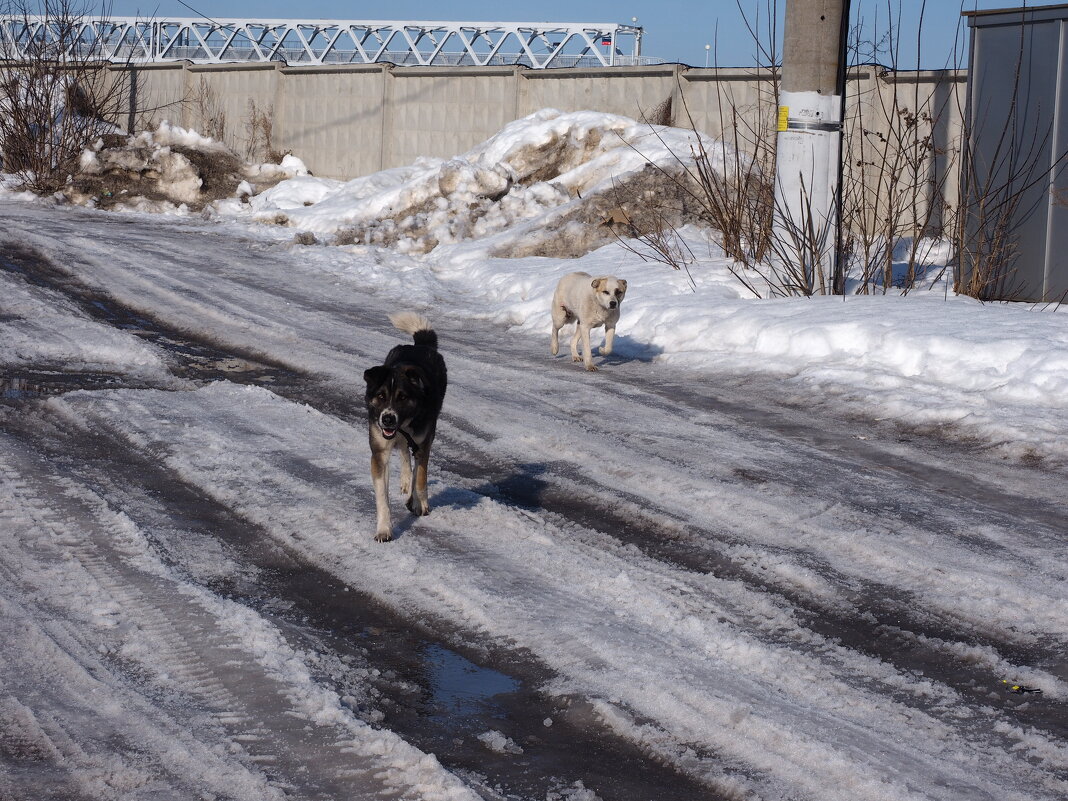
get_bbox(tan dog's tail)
[389,311,437,349]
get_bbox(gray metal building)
[966,4,1068,302]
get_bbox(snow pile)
[65,122,309,212]
[548,782,603,801]
[0,171,36,201]
[213,109,715,257]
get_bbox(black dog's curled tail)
[389,310,438,350]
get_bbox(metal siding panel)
[970,19,1060,299]
[1045,20,1068,301]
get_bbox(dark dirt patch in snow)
[0,243,296,387]
[490,164,711,260]
[64,136,244,210]
[59,131,290,212]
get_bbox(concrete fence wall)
[114,61,966,231]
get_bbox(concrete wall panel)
[276,66,386,179]
[678,69,776,141]
[520,67,677,123]
[184,64,279,160]
[108,63,187,134]
[385,69,518,168]
[125,62,965,242]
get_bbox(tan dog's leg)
[406,441,432,516]
[580,325,597,371]
[570,324,582,363]
[602,324,615,356]
[371,445,394,542]
[551,303,568,356]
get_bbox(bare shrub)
[191,77,227,143]
[0,0,141,191]
[839,23,964,294]
[616,5,783,295]
[685,79,776,271]
[610,205,699,292]
[244,99,285,163]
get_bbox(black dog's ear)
[364,365,389,388]
[401,365,425,390]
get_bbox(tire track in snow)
[1,404,723,801]
[0,210,1063,798]
[0,426,476,801]
[0,447,285,801]
[422,385,1068,750]
[1,235,728,799]
[50,382,1068,801]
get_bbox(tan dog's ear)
[591,277,604,290]
[617,279,627,292]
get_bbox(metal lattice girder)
[0,17,651,68]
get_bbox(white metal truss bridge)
[0,16,656,69]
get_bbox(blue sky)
[108,1,1017,68]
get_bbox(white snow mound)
[217,109,723,257]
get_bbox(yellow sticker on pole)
[777,106,789,132]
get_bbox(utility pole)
[773,0,850,294]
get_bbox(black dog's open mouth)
[380,425,397,439]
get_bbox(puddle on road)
[420,643,520,723]
[1,372,134,402]
[257,561,710,801]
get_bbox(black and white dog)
[363,312,448,542]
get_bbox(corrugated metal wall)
[967,5,1068,302]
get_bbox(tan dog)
[550,272,628,371]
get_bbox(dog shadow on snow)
[421,462,551,524]
[386,334,657,539]
[589,334,663,366]
[385,464,550,540]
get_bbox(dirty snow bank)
[211,109,715,257]
[284,217,1068,466]
[64,121,309,212]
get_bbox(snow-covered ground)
[48,111,1068,467]
[1,110,1067,801]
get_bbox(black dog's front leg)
[371,445,394,542]
[405,439,433,516]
